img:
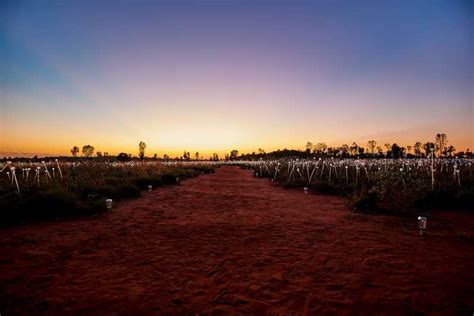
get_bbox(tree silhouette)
[315,143,327,155]
[367,140,376,155]
[414,142,422,157]
[82,145,95,158]
[391,143,401,159]
[230,149,239,160]
[350,142,359,156]
[423,142,435,156]
[376,146,383,156]
[70,146,80,157]
[340,144,349,157]
[446,145,456,156]
[117,152,130,162]
[138,141,147,160]
[435,133,447,157]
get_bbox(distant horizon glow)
[1,0,473,158]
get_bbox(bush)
[25,188,78,218]
[133,176,163,189]
[161,173,178,185]
[353,191,378,212]
[117,153,131,162]
[0,161,218,225]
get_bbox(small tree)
[414,142,422,157]
[350,142,359,156]
[195,152,200,160]
[446,145,456,156]
[71,146,80,157]
[367,140,376,155]
[315,143,327,155]
[423,142,435,156]
[376,146,383,156]
[82,145,95,158]
[117,152,130,162]
[138,141,147,160]
[340,144,349,157]
[230,149,239,160]
[391,143,401,159]
[435,133,447,157]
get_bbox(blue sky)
[1,0,472,157]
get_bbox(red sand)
[0,166,473,315]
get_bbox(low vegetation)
[0,160,216,225]
[243,157,473,214]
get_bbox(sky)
[1,0,473,158]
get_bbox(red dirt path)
[1,166,473,315]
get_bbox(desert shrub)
[161,173,179,184]
[247,158,473,215]
[353,191,379,212]
[133,176,163,189]
[24,188,78,218]
[456,186,474,210]
[0,161,217,225]
[117,153,130,162]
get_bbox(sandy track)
[0,166,473,315]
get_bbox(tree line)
[58,133,471,162]
[238,133,471,160]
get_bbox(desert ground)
[1,166,473,315]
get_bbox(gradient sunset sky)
[1,0,473,158]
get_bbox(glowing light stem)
[308,164,317,184]
[297,168,304,181]
[263,162,270,175]
[431,150,435,190]
[56,159,63,178]
[11,169,21,196]
[42,161,52,180]
[355,167,360,188]
[273,166,280,180]
[288,164,296,181]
